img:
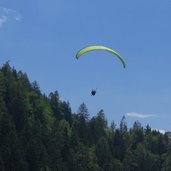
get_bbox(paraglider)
[76,45,126,96]
[76,45,126,68]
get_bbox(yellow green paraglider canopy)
[76,45,126,68]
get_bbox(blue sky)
[1,0,171,132]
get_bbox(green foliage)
[0,63,170,171]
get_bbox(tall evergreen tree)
[77,103,89,121]
[120,115,127,133]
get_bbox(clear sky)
[1,0,171,132]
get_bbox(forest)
[0,62,171,171]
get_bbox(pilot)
[91,90,96,96]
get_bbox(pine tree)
[77,103,89,121]
[120,115,127,133]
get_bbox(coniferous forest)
[0,62,171,171]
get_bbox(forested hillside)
[0,62,171,171]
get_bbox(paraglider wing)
[76,46,126,68]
